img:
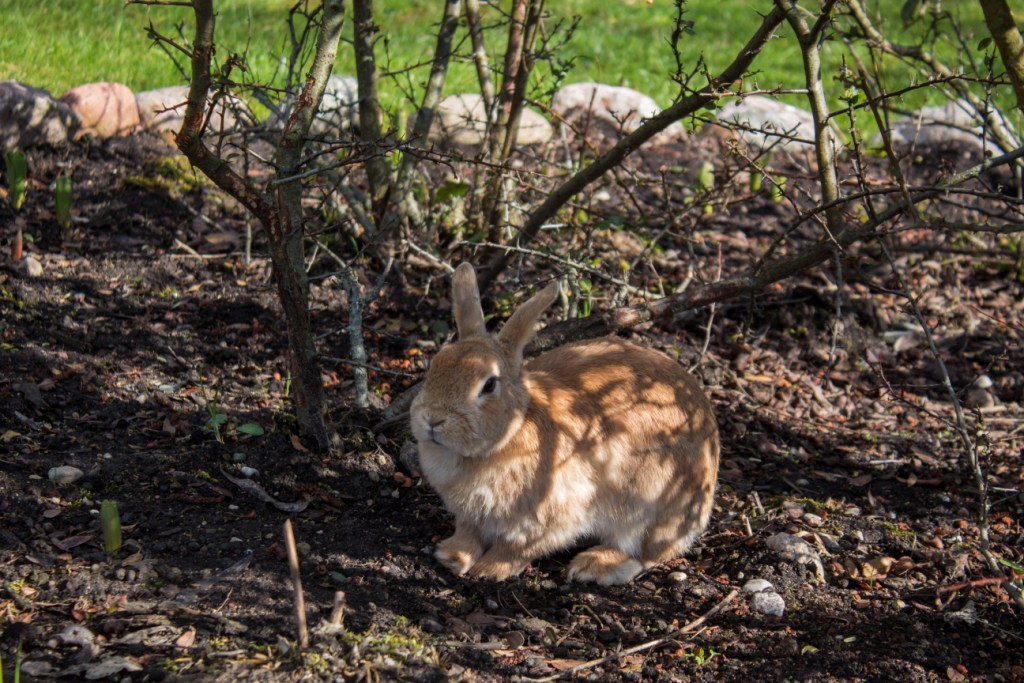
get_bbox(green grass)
[0,0,1006,122]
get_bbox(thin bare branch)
[352,0,392,210]
[531,144,1024,350]
[478,5,787,290]
[380,0,463,235]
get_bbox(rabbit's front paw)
[436,533,484,576]
[467,550,528,582]
[567,546,644,585]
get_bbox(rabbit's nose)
[428,418,445,440]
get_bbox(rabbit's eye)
[480,376,498,396]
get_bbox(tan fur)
[410,263,720,585]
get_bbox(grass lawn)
[0,0,1006,123]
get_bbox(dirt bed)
[1,132,1022,681]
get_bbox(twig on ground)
[528,588,740,682]
[937,576,1015,594]
[172,238,205,259]
[329,590,346,627]
[284,519,309,649]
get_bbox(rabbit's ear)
[452,263,487,339]
[498,280,559,372]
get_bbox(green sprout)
[770,175,786,204]
[750,168,763,193]
[196,369,263,441]
[697,161,715,216]
[577,278,593,318]
[4,151,27,211]
[683,646,720,666]
[100,499,122,554]
[198,369,227,443]
[0,636,25,683]
[55,175,73,229]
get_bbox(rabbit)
[409,263,719,585]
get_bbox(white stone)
[0,80,80,148]
[136,85,254,134]
[21,256,44,278]
[313,75,360,137]
[803,512,823,527]
[715,95,822,153]
[742,578,775,594]
[551,82,684,144]
[266,75,359,138]
[426,93,553,146]
[971,374,993,390]
[750,590,786,617]
[766,532,826,581]
[19,661,55,677]
[883,99,1014,152]
[49,466,85,485]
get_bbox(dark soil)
[1,130,1022,682]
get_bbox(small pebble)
[667,571,688,583]
[49,466,84,485]
[742,578,774,594]
[803,513,823,527]
[750,590,786,617]
[971,374,993,389]
[21,256,44,278]
[19,661,54,677]
[517,617,554,636]
[420,618,444,633]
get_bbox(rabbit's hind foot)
[567,546,644,585]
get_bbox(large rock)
[312,75,359,137]
[425,93,553,146]
[882,99,1013,152]
[0,80,81,149]
[550,82,684,144]
[60,82,140,138]
[136,86,189,132]
[136,85,254,134]
[715,95,822,154]
[266,75,360,138]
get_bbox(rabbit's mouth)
[426,422,445,446]
[414,416,450,448]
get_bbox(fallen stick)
[329,590,346,627]
[936,576,1015,594]
[529,587,741,682]
[284,518,309,649]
